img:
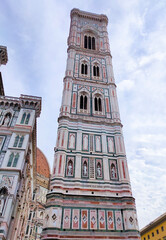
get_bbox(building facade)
[41,8,140,240]
[25,148,50,240]
[0,91,41,240]
[140,213,166,240]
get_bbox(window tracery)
[21,112,31,124]
[84,35,95,50]
[94,96,102,112]
[81,63,88,75]
[7,152,19,167]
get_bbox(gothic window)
[94,96,102,112]
[12,153,19,167]
[7,153,14,167]
[13,135,24,148]
[18,136,24,148]
[7,153,19,167]
[80,95,87,110]
[25,113,30,124]
[93,66,99,77]
[13,135,19,147]
[81,63,88,75]
[21,113,26,124]
[84,35,95,50]
[84,35,87,48]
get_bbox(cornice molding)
[71,8,108,25]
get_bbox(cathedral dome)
[36,148,50,178]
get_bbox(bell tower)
[41,8,140,240]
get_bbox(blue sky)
[1,0,166,229]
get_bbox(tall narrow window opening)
[13,135,19,147]
[92,37,95,50]
[21,113,26,124]
[88,36,91,49]
[84,35,96,50]
[97,66,99,76]
[93,66,100,77]
[7,153,14,167]
[84,96,87,110]
[81,64,84,74]
[25,113,30,124]
[85,64,88,75]
[94,96,102,112]
[80,95,83,109]
[81,64,88,75]
[12,153,19,167]
[80,94,88,110]
[93,66,96,77]
[84,36,87,48]
[18,136,24,148]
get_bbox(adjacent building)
[41,8,140,240]
[25,148,50,240]
[140,213,166,240]
[0,45,43,240]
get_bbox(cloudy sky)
[1,0,166,229]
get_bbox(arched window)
[84,35,96,50]
[92,37,95,50]
[84,35,87,48]
[7,153,14,167]
[13,135,19,147]
[88,36,91,49]
[94,96,102,112]
[25,113,30,124]
[80,95,87,110]
[12,153,19,167]
[81,63,88,75]
[93,65,100,77]
[21,113,26,124]
[18,136,24,148]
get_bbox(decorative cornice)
[71,8,108,25]
[0,94,42,117]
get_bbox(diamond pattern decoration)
[108,216,113,225]
[82,214,87,223]
[117,217,121,225]
[100,216,104,224]
[129,216,134,225]
[91,216,96,225]
[52,213,57,222]
[65,215,69,223]
[73,215,78,223]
